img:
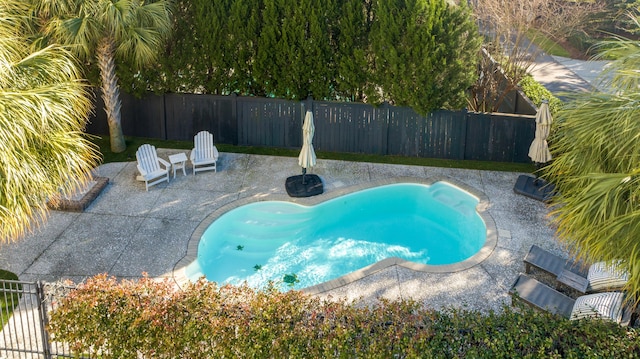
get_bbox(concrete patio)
[0,150,564,314]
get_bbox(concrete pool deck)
[0,151,566,313]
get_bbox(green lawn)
[527,29,572,58]
[0,269,20,327]
[90,135,535,173]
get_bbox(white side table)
[168,152,188,178]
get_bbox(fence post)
[230,92,239,145]
[36,282,52,358]
[460,108,469,160]
[381,101,391,156]
[161,94,168,140]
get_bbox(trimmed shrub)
[48,274,640,358]
[519,75,563,115]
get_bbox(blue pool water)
[186,182,486,290]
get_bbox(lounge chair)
[190,131,219,175]
[136,144,170,191]
[510,273,634,326]
[523,245,628,293]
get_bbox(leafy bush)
[519,75,563,115]
[48,274,640,358]
[566,32,600,58]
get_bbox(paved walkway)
[0,151,564,314]
[530,51,611,98]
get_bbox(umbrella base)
[285,174,324,198]
[513,175,555,202]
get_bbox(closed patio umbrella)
[298,110,316,183]
[528,100,552,165]
[514,99,556,201]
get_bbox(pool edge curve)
[172,176,498,293]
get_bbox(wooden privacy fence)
[87,93,536,163]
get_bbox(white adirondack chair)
[136,144,170,191]
[190,131,219,175]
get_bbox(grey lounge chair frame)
[523,245,585,278]
[511,272,575,317]
[510,273,634,326]
[523,245,628,294]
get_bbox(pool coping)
[172,176,498,294]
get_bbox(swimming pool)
[185,181,489,290]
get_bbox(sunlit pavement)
[0,151,568,314]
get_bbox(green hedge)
[118,0,480,115]
[48,275,640,358]
[519,75,563,116]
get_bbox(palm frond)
[0,16,99,243]
[546,31,640,302]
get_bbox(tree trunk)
[97,37,126,153]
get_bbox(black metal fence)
[1,280,78,359]
[87,93,536,163]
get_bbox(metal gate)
[0,280,79,359]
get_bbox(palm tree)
[545,21,640,303]
[0,1,100,243]
[33,0,173,153]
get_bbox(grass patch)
[528,29,572,58]
[90,135,534,173]
[0,269,21,327]
[89,135,192,163]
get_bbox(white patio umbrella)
[528,100,553,165]
[298,110,317,183]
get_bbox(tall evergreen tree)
[269,0,337,100]
[302,0,337,100]
[335,0,373,102]
[122,0,480,113]
[274,1,304,98]
[199,0,233,93]
[371,0,481,114]
[254,0,282,97]
[371,0,413,105]
[123,0,226,95]
[227,0,263,94]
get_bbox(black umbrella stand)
[513,162,555,202]
[285,168,324,198]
